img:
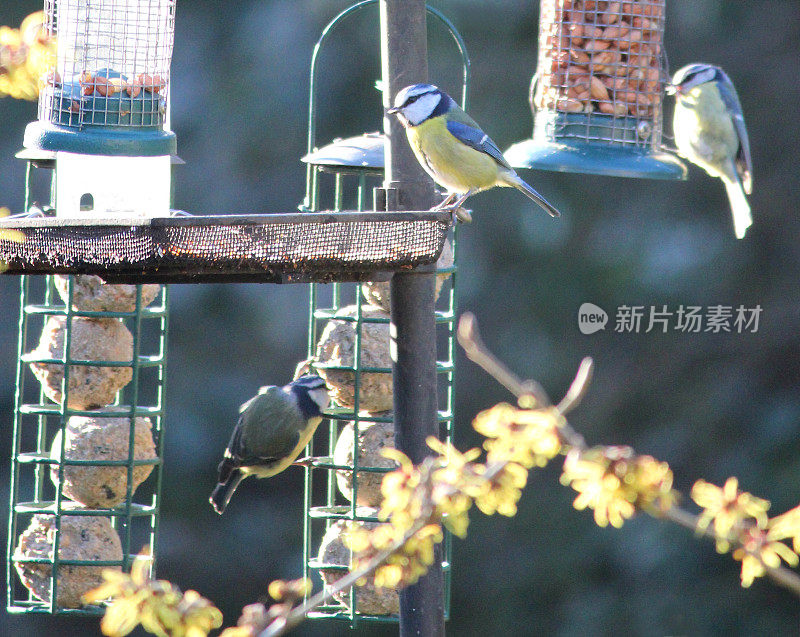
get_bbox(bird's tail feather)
[504,172,560,218]
[210,466,244,514]
[724,177,752,239]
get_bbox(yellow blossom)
[473,462,528,518]
[474,403,562,469]
[267,578,312,602]
[83,550,222,637]
[767,504,800,552]
[691,478,770,552]
[560,447,638,528]
[0,12,56,100]
[733,527,799,588]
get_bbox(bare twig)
[557,357,594,415]
[457,312,549,406]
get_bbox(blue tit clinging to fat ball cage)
[667,64,753,239]
[387,83,561,218]
[210,375,330,514]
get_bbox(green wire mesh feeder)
[505,0,687,179]
[5,0,174,615]
[297,0,466,627]
[7,270,168,615]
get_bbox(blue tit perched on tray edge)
[387,83,561,219]
[668,64,753,239]
[210,374,330,514]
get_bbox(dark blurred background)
[1,1,799,635]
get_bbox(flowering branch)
[0,12,56,100]
[458,312,800,596]
[88,312,800,637]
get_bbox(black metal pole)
[380,1,444,636]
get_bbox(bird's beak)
[665,83,680,96]
[387,106,400,114]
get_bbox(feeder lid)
[302,132,384,172]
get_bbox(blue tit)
[209,374,330,514]
[387,83,560,218]
[668,64,753,239]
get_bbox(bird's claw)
[292,456,315,468]
[429,202,472,223]
[455,207,472,223]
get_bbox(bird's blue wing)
[445,120,512,170]
[716,70,752,193]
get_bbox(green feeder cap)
[302,132,384,174]
[24,121,177,157]
[506,112,687,181]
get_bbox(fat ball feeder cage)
[297,1,465,627]
[505,0,687,179]
[7,273,168,615]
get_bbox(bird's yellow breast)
[674,84,739,177]
[406,116,500,193]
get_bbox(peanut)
[590,75,610,100]
[550,51,570,72]
[616,28,642,49]
[583,25,604,39]
[602,2,621,23]
[567,23,584,45]
[570,49,591,65]
[598,101,628,116]
[80,71,94,95]
[602,23,630,39]
[93,76,115,97]
[591,49,622,73]
[584,38,611,52]
[557,97,585,112]
[135,73,167,94]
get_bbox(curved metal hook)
[305,1,470,156]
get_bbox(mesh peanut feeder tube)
[506,0,687,179]
[26,0,176,157]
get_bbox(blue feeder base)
[505,111,687,180]
[505,137,687,180]
[24,121,177,157]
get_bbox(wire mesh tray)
[0,212,452,283]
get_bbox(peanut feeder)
[506,0,686,179]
